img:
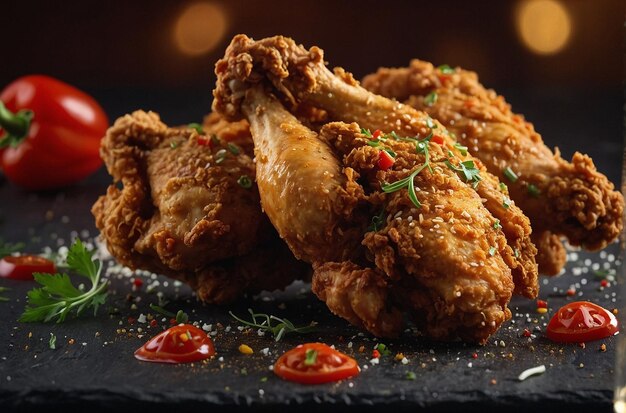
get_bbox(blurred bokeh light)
[174,2,227,56]
[516,0,572,55]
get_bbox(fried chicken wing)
[92,110,306,303]
[214,35,539,343]
[362,60,624,274]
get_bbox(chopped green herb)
[445,160,482,188]
[514,248,520,258]
[489,246,497,256]
[185,330,193,341]
[188,122,204,134]
[210,134,220,146]
[527,184,541,198]
[367,140,381,147]
[260,377,268,382]
[502,198,511,209]
[240,368,248,376]
[424,91,438,107]
[360,127,373,138]
[149,303,189,324]
[49,333,57,349]
[426,117,437,129]
[499,182,508,193]
[453,142,468,156]
[170,141,179,149]
[493,219,502,230]
[593,269,614,279]
[304,348,318,366]
[237,175,253,189]
[227,143,240,155]
[375,343,392,356]
[406,371,417,380]
[215,148,227,164]
[19,239,108,323]
[437,64,455,74]
[503,167,518,183]
[229,308,317,342]
[368,209,386,232]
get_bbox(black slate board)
[0,168,621,413]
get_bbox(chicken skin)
[362,60,624,275]
[92,110,307,303]
[214,35,539,343]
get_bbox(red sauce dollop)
[135,324,215,364]
[0,255,56,280]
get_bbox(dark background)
[1,0,624,183]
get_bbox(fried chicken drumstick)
[214,35,539,343]
[362,60,624,275]
[92,110,306,303]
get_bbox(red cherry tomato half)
[0,75,109,190]
[0,255,56,280]
[135,324,215,364]
[546,301,619,343]
[274,343,359,384]
[377,150,395,170]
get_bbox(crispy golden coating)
[92,110,306,303]
[362,60,624,275]
[214,35,539,343]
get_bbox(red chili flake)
[431,135,445,145]
[133,278,143,288]
[522,329,531,338]
[472,353,478,359]
[197,136,212,147]
[150,319,158,328]
[566,288,576,296]
[600,280,609,288]
[372,349,381,359]
[372,129,383,140]
[536,299,548,309]
[437,74,451,84]
[128,317,136,325]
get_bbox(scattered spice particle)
[472,353,478,359]
[358,345,365,353]
[600,280,609,288]
[406,371,417,380]
[600,344,607,352]
[536,300,548,309]
[372,349,381,359]
[537,308,548,314]
[490,379,497,385]
[522,329,531,338]
[566,288,576,296]
[613,309,619,315]
[395,353,405,361]
[579,342,586,349]
[579,363,585,369]
[68,339,75,345]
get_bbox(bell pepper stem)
[0,101,33,148]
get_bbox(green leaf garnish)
[453,142,468,156]
[304,349,318,366]
[229,308,317,342]
[424,91,438,107]
[502,198,511,209]
[445,160,482,188]
[493,219,502,230]
[49,333,57,350]
[375,343,392,356]
[227,143,240,155]
[188,123,204,134]
[499,182,508,193]
[406,371,417,380]
[19,239,108,323]
[437,64,455,74]
[149,303,189,324]
[489,246,497,256]
[360,127,373,138]
[0,240,24,259]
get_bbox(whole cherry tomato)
[546,301,618,343]
[0,255,56,280]
[274,342,359,384]
[135,324,216,364]
[0,75,108,190]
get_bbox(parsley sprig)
[229,308,317,341]
[445,159,482,188]
[19,240,108,323]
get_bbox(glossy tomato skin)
[135,324,216,364]
[0,255,56,280]
[546,301,619,343]
[274,342,359,384]
[0,75,108,190]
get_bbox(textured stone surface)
[0,168,620,413]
